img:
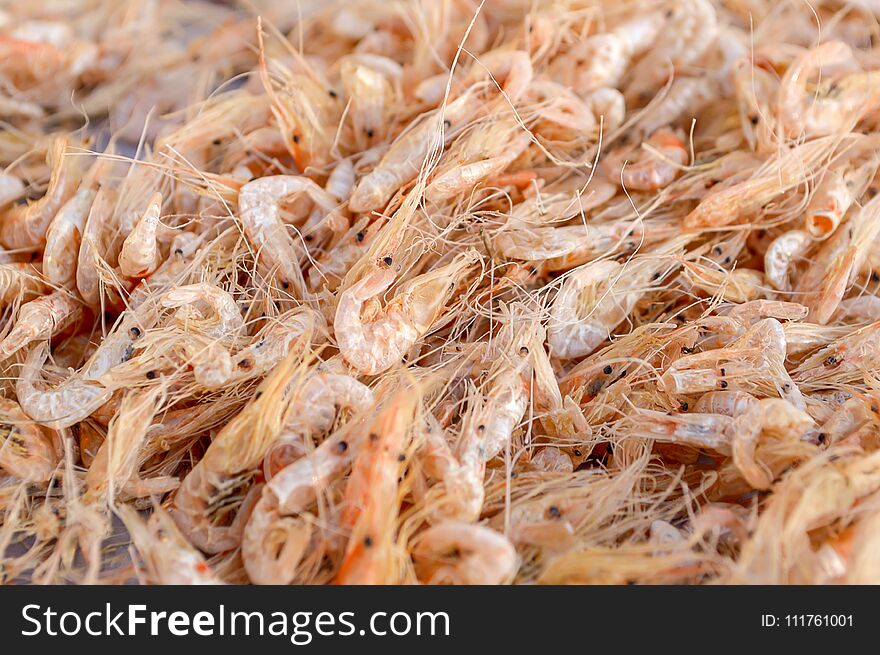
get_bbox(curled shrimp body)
[0,289,81,357]
[243,430,356,585]
[625,408,733,454]
[239,176,325,298]
[1,137,75,250]
[0,397,59,482]
[118,506,221,585]
[43,186,96,287]
[613,128,688,191]
[349,91,477,212]
[0,262,45,304]
[264,368,374,479]
[557,13,662,92]
[764,230,811,292]
[160,283,243,340]
[334,251,478,375]
[413,522,517,585]
[777,41,871,138]
[693,390,759,417]
[118,193,162,278]
[730,399,816,490]
[16,342,112,430]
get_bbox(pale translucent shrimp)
[424,124,531,203]
[172,359,294,553]
[464,49,533,102]
[308,217,376,291]
[0,397,59,482]
[684,139,838,229]
[793,320,880,383]
[527,80,600,135]
[118,505,221,585]
[549,244,683,359]
[0,289,82,358]
[834,296,880,323]
[340,56,399,150]
[796,194,880,323]
[693,390,759,417]
[730,399,816,490]
[264,368,374,479]
[16,342,112,430]
[43,186,96,287]
[615,129,689,191]
[764,230,812,291]
[76,184,116,307]
[496,220,628,266]
[325,158,356,203]
[626,0,718,100]
[228,308,323,384]
[682,262,766,303]
[160,283,243,340]
[349,90,477,212]
[805,164,868,239]
[239,176,324,298]
[336,391,417,584]
[721,299,809,326]
[557,13,663,92]
[624,409,733,454]
[635,75,719,136]
[777,41,871,138]
[0,172,24,207]
[0,262,45,304]
[412,522,517,585]
[334,251,479,375]
[531,446,574,473]
[0,137,75,249]
[118,192,162,278]
[243,430,356,585]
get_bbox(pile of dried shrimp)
[3,0,880,585]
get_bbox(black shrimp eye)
[280,280,290,289]
[328,89,338,98]
[292,134,300,143]
[174,248,184,255]
[363,536,374,547]
[519,346,529,356]
[749,114,759,125]
[383,256,393,266]
[365,128,374,138]
[145,370,157,380]
[356,231,365,242]
[304,234,313,242]
[477,424,485,433]
[547,506,562,519]
[130,326,141,337]
[443,119,452,128]
[603,365,613,374]
[336,440,348,453]
[572,449,582,457]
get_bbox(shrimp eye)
[817,432,827,444]
[748,114,759,125]
[211,138,221,146]
[356,231,365,242]
[383,256,393,266]
[572,449,582,457]
[680,402,689,411]
[719,380,728,389]
[547,506,562,519]
[603,365,613,374]
[238,358,252,370]
[397,453,406,462]
[369,432,379,442]
[519,346,529,356]
[292,134,300,143]
[304,235,313,242]
[255,391,263,399]
[130,326,141,337]
[443,119,452,128]
[365,128,375,138]
[328,89,338,98]
[280,280,290,289]
[477,424,486,433]
[336,440,348,453]
[363,536,374,547]
[174,248,184,255]
[146,370,157,380]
